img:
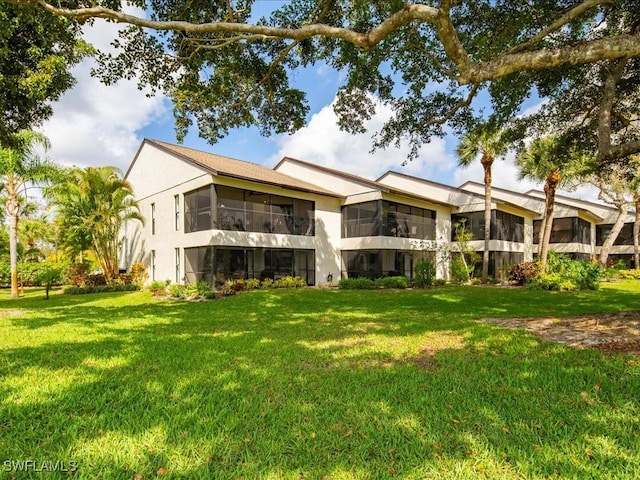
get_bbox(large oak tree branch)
[506,0,612,55]
[7,0,640,85]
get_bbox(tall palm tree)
[48,166,143,281]
[0,130,59,298]
[516,136,591,271]
[456,123,507,283]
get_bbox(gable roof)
[381,172,540,214]
[276,156,386,191]
[525,189,619,213]
[127,139,341,198]
[275,157,454,208]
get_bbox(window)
[452,210,524,243]
[534,217,592,244]
[150,249,156,281]
[216,185,315,235]
[382,201,436,239]
[174,194,180,231]
[492,211,524,243]
[184,246,214,284]
[451,212,485,241]
[151,203,156,235]
[183,247,315,285]
[175,248,181,283]
[184,186,213,233]
[342,201,380,238]
[597,222,634,246]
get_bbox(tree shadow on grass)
[1,288,639,478]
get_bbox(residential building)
[122,139,343,286]
[121,139,637,285]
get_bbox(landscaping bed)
[479,311,640,354]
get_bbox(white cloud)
[40,13,169,172]
[270,98,456,180]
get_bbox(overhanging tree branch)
[6,0,640,85]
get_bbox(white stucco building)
[121,139,637,286]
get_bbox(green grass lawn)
[1,282,639,479]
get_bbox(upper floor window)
[174,194,180,231]
[382,201,436,239]
[596,222,634,246]
[343,201,379,238]
[184,186,214,233]
[216,185,315,235]
[183,184,315,235]
[534,217,592,244]
[151,203,156,235]
[493,211,524,243]
[342,201,436,239]
[451,210,524,243]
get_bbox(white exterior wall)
[123,143,215,283]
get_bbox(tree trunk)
[634,196,640,269]
[5,178,20,299]
[9,209,19,298]
[537,216,547,256]
[540,170,560,272]
[481,153,493,283]
[599,202,628,268]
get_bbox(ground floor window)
[489,251,524,279]
[184,247,315,285]
[342,250,419,280]
[606,254,633,268]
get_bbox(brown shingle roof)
[141,139,341,197]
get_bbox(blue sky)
[38,7,597,199]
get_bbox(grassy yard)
[1,282,639,479]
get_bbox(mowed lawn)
[1,283,639,479]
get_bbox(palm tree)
[48,166,143,281]
[0,130,59,298]
[456,123,508,283]
[516,136,590,271]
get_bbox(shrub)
[216,282,238,298]
[149,280,169,296]
[526,253,600,291]
[601,267,620,282]
[64,262,92,287]
[260,278,274,289]
[226,280,245,292]
[193,280,212,297]
[338,277,375,289]
[116,273,133,285]
[508,262,540,285]
[244,278,261,290]
[450,256,470,284]
[527,273,578,292]
[87,273,107,286]
[167,281,213,300]
[374,276,408,289]
[63,284,140,295]
[0,261,67,287]
[413,259,436,288]
[618,269,640,279]
[35,265,64,299]
[434,278,446,287]
[167,283,187,299]
[273,276,307,289]
[129,262,149,286]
